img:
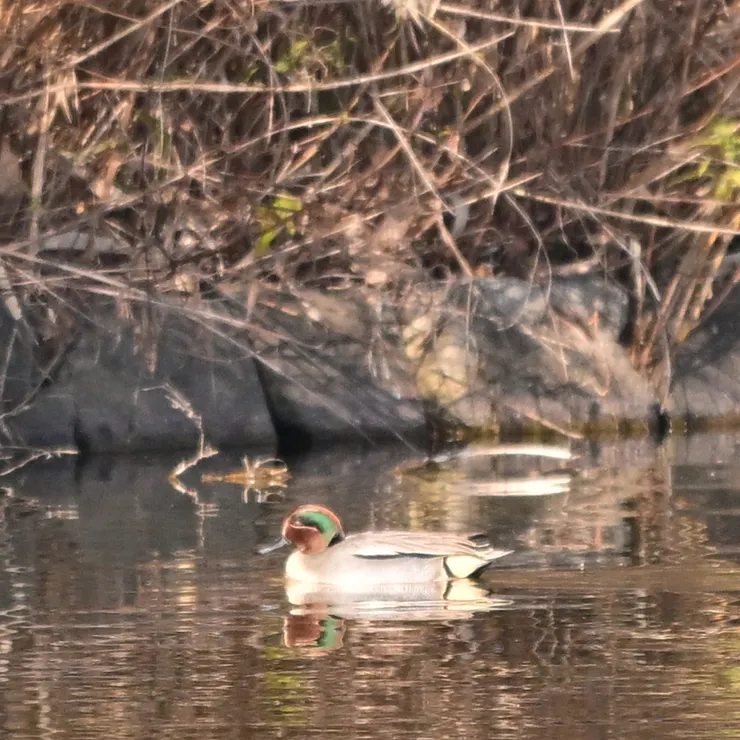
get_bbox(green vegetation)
[691,119,740,202]
[255,195,304,256]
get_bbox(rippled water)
[2,433,740,739]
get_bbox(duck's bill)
[256,536,289,555]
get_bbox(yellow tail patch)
[445,555,485,579]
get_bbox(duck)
[259,504,513,588]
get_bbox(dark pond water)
[2,433,740,739]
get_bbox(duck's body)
[263,505,512,587]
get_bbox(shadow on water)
[1,434,740,739]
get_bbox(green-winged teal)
[260,504,512,587]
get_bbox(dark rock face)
[2,299,276,453]
[0,302,51,416]
[255,351,427,447]
[667,284,740,424]
[249,289,428,448]
[4,275,740,457]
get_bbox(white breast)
[285,551,323,585]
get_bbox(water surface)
[1,434,740,739]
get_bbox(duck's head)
[258,505,345,556]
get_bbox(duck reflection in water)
[282,613,346,653]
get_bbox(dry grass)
[0,0,738,381]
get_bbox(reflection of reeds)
[449,474,572,497]
[201,457,291,502]
[164,383,218,501]
[394,443,574,500]
[0,446,77,478]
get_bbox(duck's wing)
[348,531,511,562]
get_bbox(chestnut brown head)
[281,505,344,555]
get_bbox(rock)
[250,288,427,446]
[5,394,78,448]
[5,269,725,455]
[549,275,630,341]
[403,275,658,434]
[415,324,479,405]
[667,284,740,424]
[248,275,655,445]
[36,228,130,257]
[3,297,277,453]
[0,301,48,414]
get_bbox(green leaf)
[275,39,310,74]
[254,227,280,256]
[272,195,303,214]
[254,194,304,256]
[716,168,740,201]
